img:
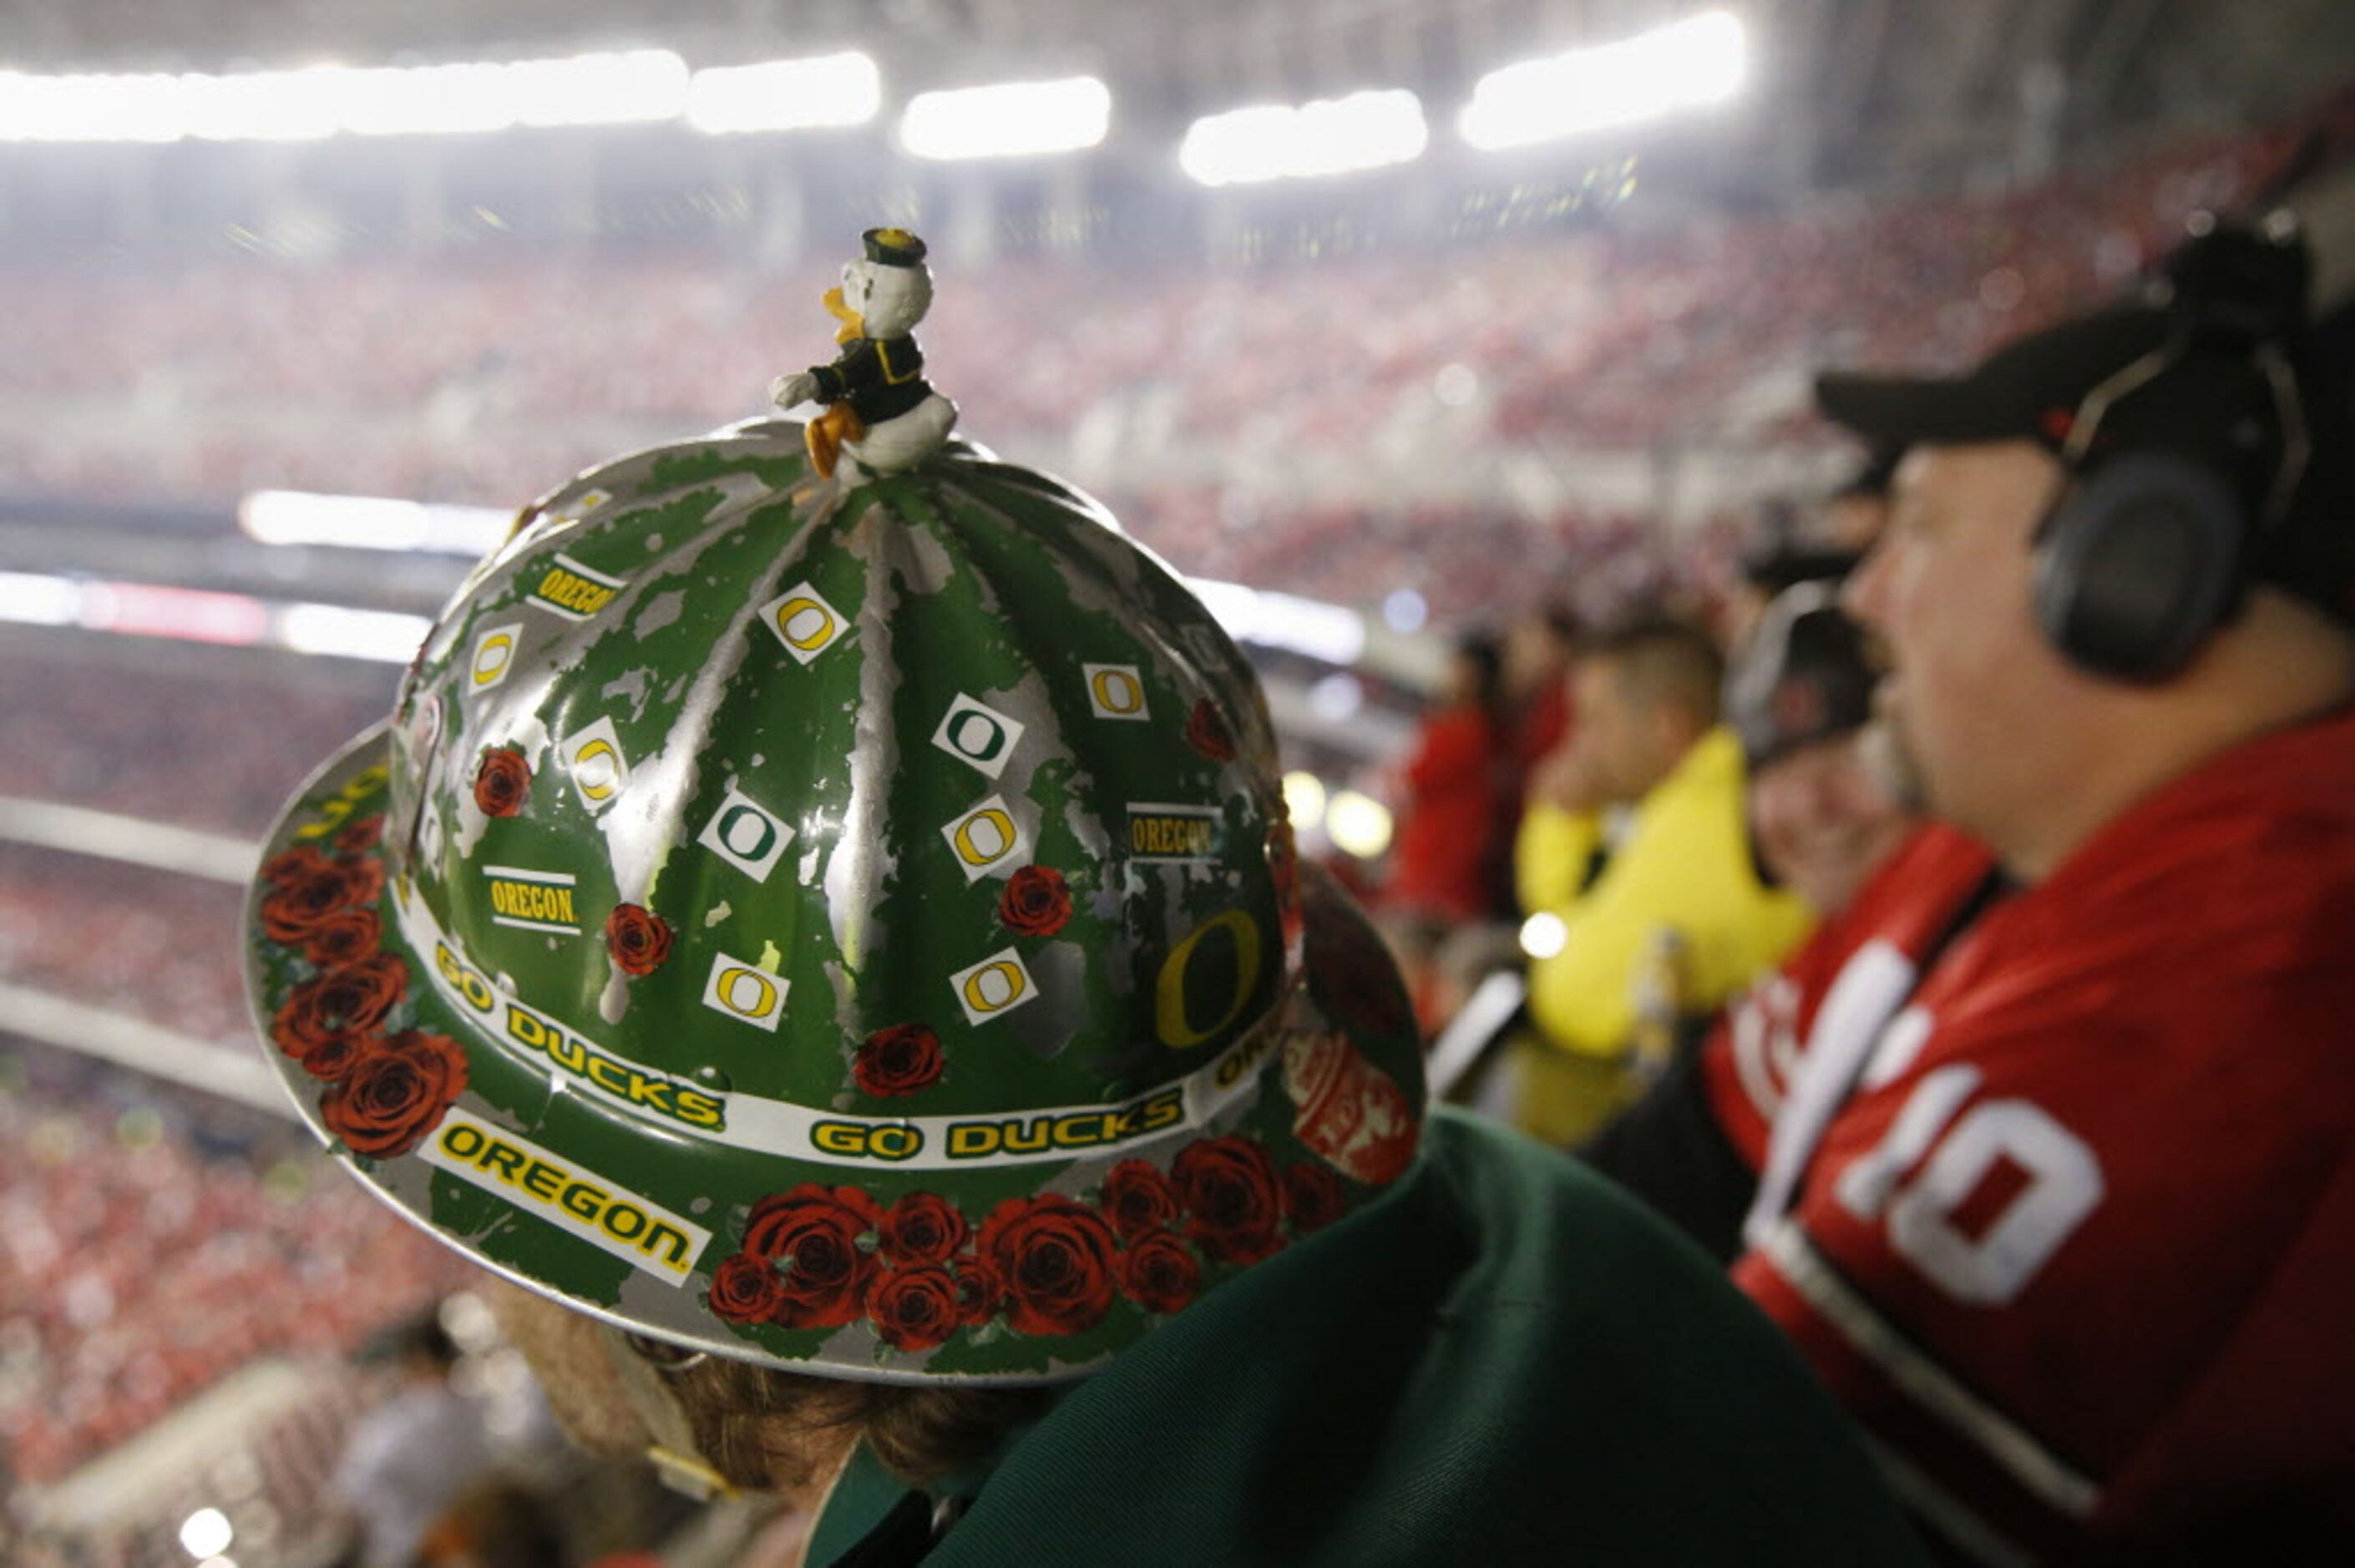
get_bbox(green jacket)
[813,1108,1926,1565]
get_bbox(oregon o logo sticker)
[470,623,523,691]
[932,695,1027,781]
[560,717,629,815]
[697,788,795,883]
[950,948,1039,1026]
[1084,663,1150,721]
[1156,909,1263,1050]
[941,795,1028,883]
[758,583,849,666]
[575,742,620,801]
[702,952,788,1032]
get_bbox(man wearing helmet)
[245,397,1923,1560]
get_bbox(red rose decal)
[1186,698,1237,761]
[853,1024,943,1098]
[867,1266,962,1353]
[741,1185,884,1330]
[976,1194,1119,1338]
[604,904,673,977]
[708,1252,784,1326]
[260,843,334,888]
[996,866,1072,938]
[336,813,386,854]
[318,1029,468,1158]
[271,953,409,1080]
[1099,1160,1180,1242]
[951,1252,1004,1325]
[304,908,381,969]
[879,1192,969,1266]
[1283,1162,1349,1235]
[473,747,530,817]
[337,857,387,912]
[258,862,363,944]
[1119,1232,1201,1315]
[1172,1136,1285,1265]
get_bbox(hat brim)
[245,731,1428,1386]
[1814,371,2036,451]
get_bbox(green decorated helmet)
[245,422,1426,1384]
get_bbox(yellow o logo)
[953,808,1018,867]
[1091,669,1144,715]
[472,633,514,687]
[1156,909,1263,1050]
[716,967,779,1019]
[775,597,838,651]
[961,960,1029,1014]
[575,740,620,801]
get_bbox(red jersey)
[1699,710,2355,1561]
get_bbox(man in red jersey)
[1709,217,2355,1564]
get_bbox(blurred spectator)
[329,1313,499,1568]
[1580,582,1917,1259]
[1512,618,1811,1142]
[1723,584,1916,919]
[1381,630,1512,924]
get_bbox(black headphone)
[2032,214,2314,680]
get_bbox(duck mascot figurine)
[767,226,960,482]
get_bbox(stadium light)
[184,68,351,141]
[1459,8,1745,151]
[0,73,188,143]
[240,490,511,554]
[505,51,689,128]
[897,77,1110,160]
[1180,89,1427,186]
[686,53,880,134]
[0,52,688,143]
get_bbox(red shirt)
[1700,710,2355,1560]
[1385,706,1504,922]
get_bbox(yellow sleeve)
[1515,802,1603,918]
[1526,731,1814,1058]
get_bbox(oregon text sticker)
[526,554,625,621]
[483,865,580,934]
[419,1107,709,1283]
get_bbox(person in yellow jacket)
[1514,618,1813,1143]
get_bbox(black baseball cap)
[1724,583,1877,771]
[1815,218,2355,615]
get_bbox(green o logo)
[947,711,1007,763]
[715,803,777,861]
[1156,909,1263,1050]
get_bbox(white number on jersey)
[1836,1065,2105,1307]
